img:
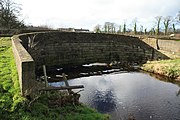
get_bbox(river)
[49,72,180,120]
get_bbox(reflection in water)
[91,90,117,112]
[177,89,180,96]
[51,72,180,120]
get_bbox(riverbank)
[0,37,109,120]
[141,59,180,81]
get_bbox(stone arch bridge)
[12,32,170,95]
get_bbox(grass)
[15,92,110,120]
[141,45,180,81]
[0,37,110,120]
[141,59,180,81]
[174,39,180,42]
[0,37,26,119]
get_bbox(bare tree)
[177,11,180,22]
[163,16,172,35]
[117,25,121,33]
[140,25,143,35]
[155,16,162,35]
[144,28,147,35]
[103,22,117,33]
[170,11,180,34]
[172,23,176,33]
[94,24,101,33]
[111,23,117,33]
[132,19,137,35]
[103,22,108,33]
[104,22,112,33]
[123,23,126,34]
[0,0,24,29]
[150,28,155,35]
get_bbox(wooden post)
[62,73,72,94]
[43,65,48,87]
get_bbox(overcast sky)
[16,0,180,30]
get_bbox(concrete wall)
[12,36,35,96]
[142,38,180,55]
[12,32,170,95]
[158,39,180,54]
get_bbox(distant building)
[57,28,90,32]
[57,28,75,32]
[74,28,89,32]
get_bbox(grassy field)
[141,59,180,81]
[0,37,109,120]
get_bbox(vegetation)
[155,16,162,36]
[0,37,25,119]
[163,16,171,35]
[93,11,180,35]
[0,37,110,120]
[0,0,25,29]
[141,59,180,81]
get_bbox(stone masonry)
[12,32,171,95]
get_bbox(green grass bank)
[141,59,180,81]
[0,37,109,120]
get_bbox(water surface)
[50,72,180,120]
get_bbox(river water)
[49,72,180,120]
